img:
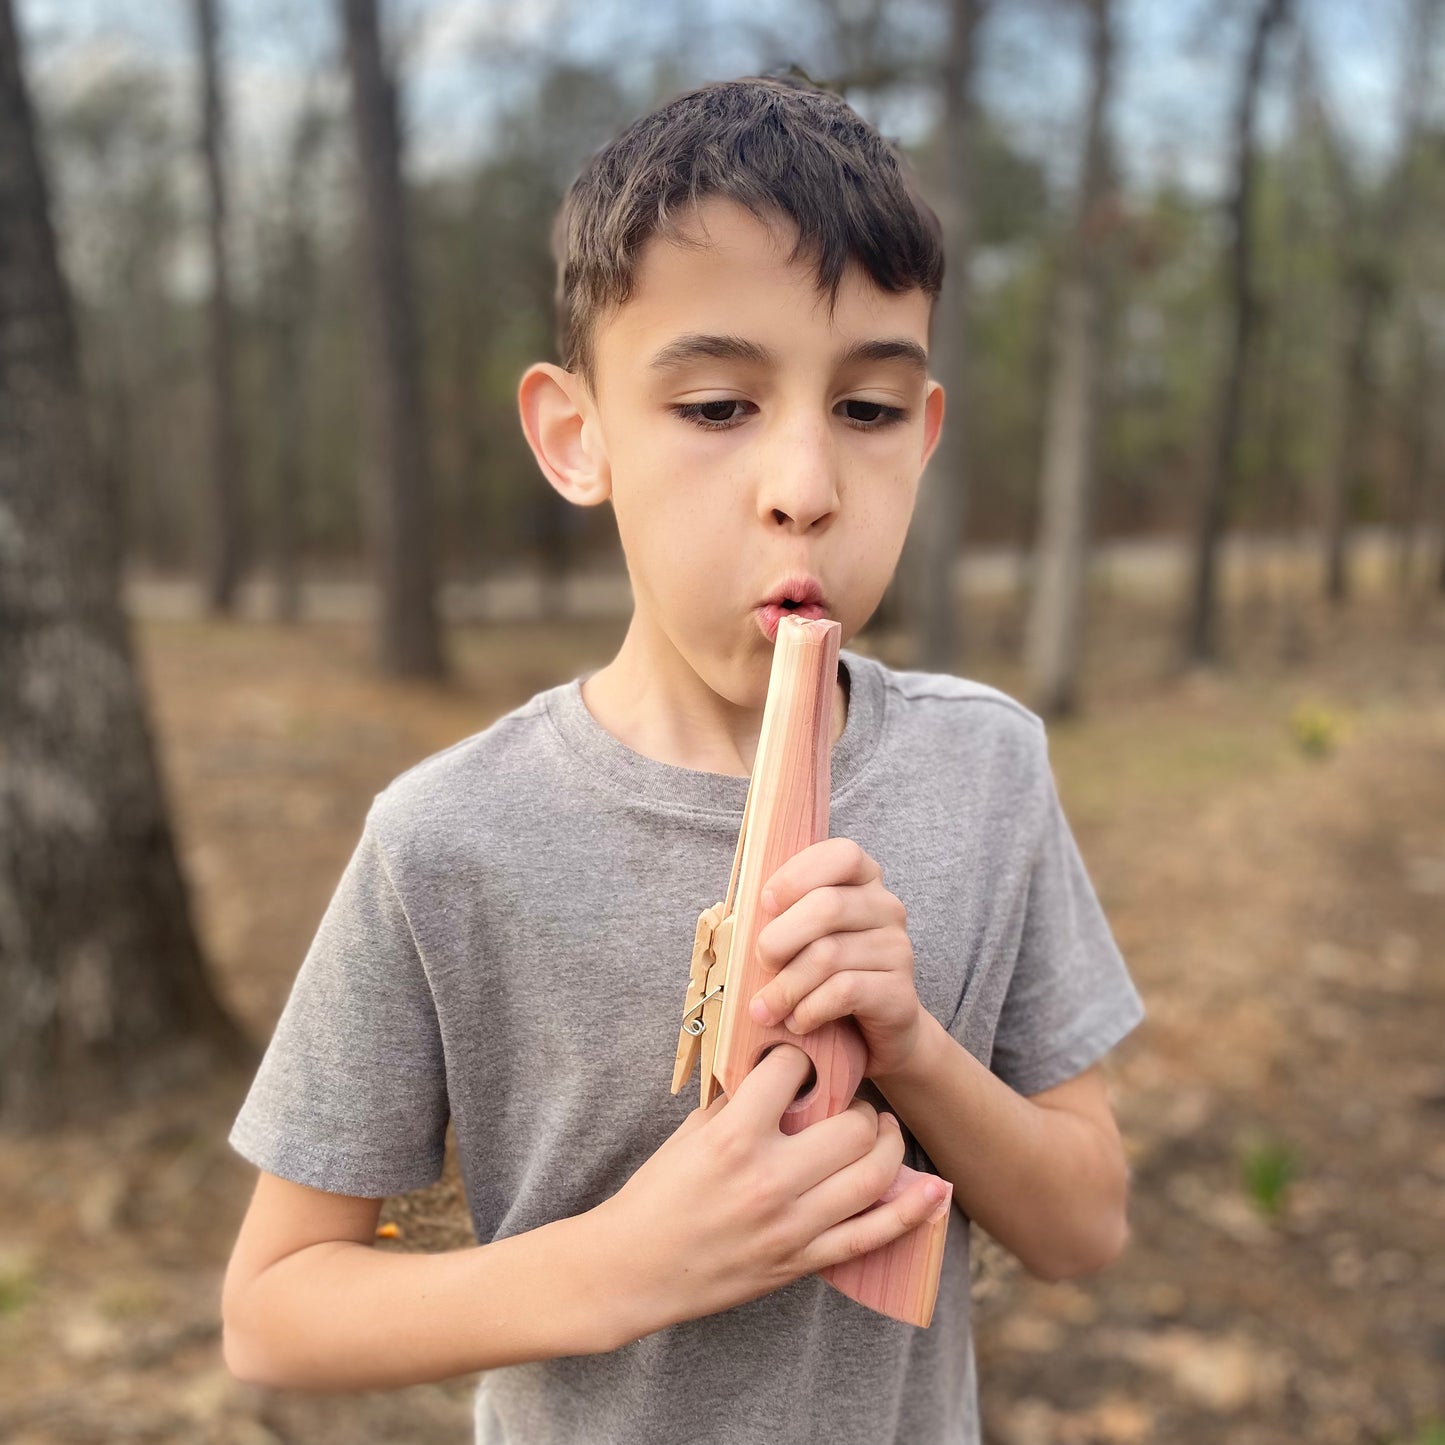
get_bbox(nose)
[756,406,840,533]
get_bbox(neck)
[580,609,849,778]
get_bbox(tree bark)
[1023,0,1115,717]
[1184,0,1290,665]
[193,0,245,615]
[340,0,446,677]
[0,0,252,1133]
[901,0,982,673]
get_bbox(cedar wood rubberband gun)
[670,614,951,1327]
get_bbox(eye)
[672,399,756,431]
[839,400,907,430]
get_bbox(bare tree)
[0,0,252,1131]
[1023,0,1116,717]
[902,0,984,672]
[1389,0,1443,594]
[193,0,246,614]
[340,0,445,677]
[1313,0,1435,604]
[264,91,331,624]
[1184,0,1291,665]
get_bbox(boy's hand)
[596,1045,947,1343]
[746,838,923,1080]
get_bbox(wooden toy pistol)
[669,614,951,1327]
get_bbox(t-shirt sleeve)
[227,810,449,1196]
[988,736,1145,1096]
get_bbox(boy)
[222,75,1145,1445]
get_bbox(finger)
[802,1161,949,1277]
[792,1107,908,1242]
[756,886,889,975]
[783,969,914,1037]
[761,838,882,920]
[725,1042,817,1132]
[751,928,900,1027]
[773,1096,882,1191]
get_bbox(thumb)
[727,1042,816,1132]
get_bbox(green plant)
[1407,1425,1445,1445]
[0,1253,38,1316]
[1290,701,1344,758]
[1241,1135,1299,1218]
[1391,1423,1445,1445]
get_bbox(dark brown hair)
[550,73,945,390]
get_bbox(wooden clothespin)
[668,615,951,1328]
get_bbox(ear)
[919,378,945,472]
[517,362,611,506]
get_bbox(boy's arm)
[221,1045,946,1392]
[872,1015,1130,1283]
[220,1172,623,1390]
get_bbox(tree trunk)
[1318,0,1436,605]
[901,0,981,673]
[1184,0,1290,665]
[0,0,252,1133]
[1322,271,1377,604]
[340,0,446,678]
[1023,0,1115,718]
[193,0,245,615]
[268,100,327,625]
[1393,313,1432,593]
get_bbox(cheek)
[847,473,914,550]
[610,466,729,604]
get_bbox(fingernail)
[749,997,770,1025]
[927,1185,950,1224]
[881,1112,899,1129]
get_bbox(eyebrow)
[647,333,929,378]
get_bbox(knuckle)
[753,1215,792,1261]
[843,1105,877,1153]
[883,1122,906,1171]
[867,1154,896,1199]
[714,1118,752,1169]
[739,1170,781,1218]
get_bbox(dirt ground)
[1,568,1443,1444]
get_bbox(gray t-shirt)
[229,648,1145,1445]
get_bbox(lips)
[756,575,830,642]
[759,575,827,611]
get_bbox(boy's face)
[520,196,944,709]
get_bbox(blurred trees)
[1185,0,1292,665]
[193,0,246,615]
[1312,0,1442,604]
[0,0,250,1131]
[1024,0,1116,714]
[259,86,332,624]
[341,0,444,677]
[903,0,985,672]
[8,0,1443,675]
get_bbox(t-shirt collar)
[545,648,885,816]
